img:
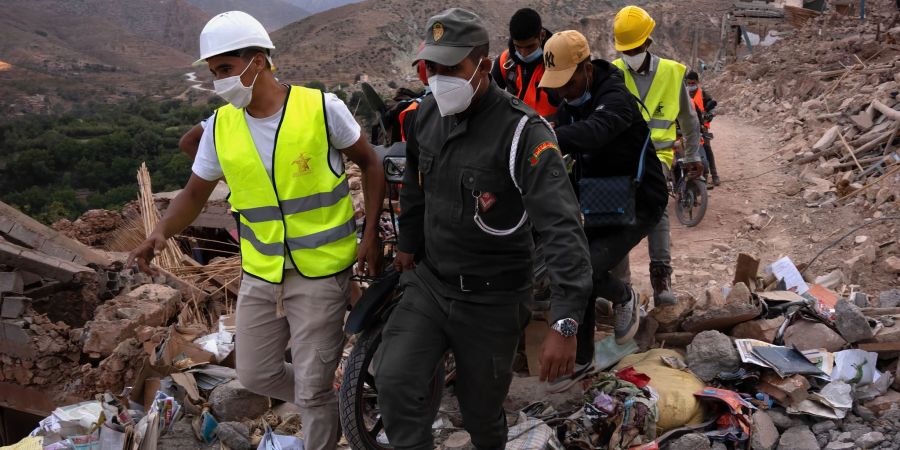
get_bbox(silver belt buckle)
[459,275,472,293]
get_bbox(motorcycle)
[671,135,709,227]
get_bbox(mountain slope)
[0,0,208,115]
[12,0,211,55]
[285,0,363,14]
[270,0,729,87]
[187,0,310,31]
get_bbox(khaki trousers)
[235,269,350,450]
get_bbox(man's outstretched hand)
[539,331,576,383]
[126,232,167,276]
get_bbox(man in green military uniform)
[378,8,593,449]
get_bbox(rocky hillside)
[270,0,730,86]
[286,0,363,14]
[187,0,310,31]
[0,0,209,116]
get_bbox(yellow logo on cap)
[433,22,444,42]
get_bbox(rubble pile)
[708,2,900,216]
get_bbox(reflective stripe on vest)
[499,50,557,118]
[216,86,357,283]
[612,57,686,168]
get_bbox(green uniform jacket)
[399,83,592,323]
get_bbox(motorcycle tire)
[675,178,708,227]
[339,321,444,449]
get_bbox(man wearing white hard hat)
[128,11,385,448]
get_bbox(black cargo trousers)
[374,263,532,450]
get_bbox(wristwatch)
[550,318,578,338]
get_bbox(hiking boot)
[650,265,677,306]
[613,287,641,344]
[547,361,598,393]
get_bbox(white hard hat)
[194,11,275,66]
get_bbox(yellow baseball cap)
[538,30,591,89]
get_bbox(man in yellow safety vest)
[128,11,384,450]
[611,5,704,306]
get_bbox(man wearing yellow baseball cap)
[611,5,704,307]
[538,30,669,392]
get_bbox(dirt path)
[627,114,792,300]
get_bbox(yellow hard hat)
[613,6,656,52]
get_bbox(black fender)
[344,267,401,335]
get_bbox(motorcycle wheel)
[675,178,708,227]
[339,321,444,449]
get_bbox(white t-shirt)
[192,92,361,181]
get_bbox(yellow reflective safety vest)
[215,86,357,283]
[612,57,686,168]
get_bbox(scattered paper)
[766,256,809,295]
[801,349,834,380]
[788,381,852,419]
[258,424,304,450]
[833,349,879,386]
[735,339,776,367]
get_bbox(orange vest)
[498,49,557,117]
[692,87,705,114]
[691,87,709,145]
[692,87,711,126]
[398,100,420,142]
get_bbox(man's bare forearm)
[154,174,218,238]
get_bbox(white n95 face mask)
[214,59,260,109]
[621,52,648,72]
[428,59,484,117]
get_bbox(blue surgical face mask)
[515,47,543,64]
[564,67,592,107]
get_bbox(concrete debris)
[884,256,900,274]
[783,320,848,352]
[686,330,741,382]
[751,410,780,450]
[864,390,900,416]
[83,284,182,356]
[835,298,876,343]
[731,316,786,343]
[208,380,271,422]
[668,433,711,450]
[859,431,886,448]
[0,271,24,294]
[766,408,807,432]
[777,425,819,450]
[880,289,900,308]
[216,421,253,450]
[758,373,810,406]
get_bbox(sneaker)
[712,176,721,186]
[614,287,641,344]
[546,362,598,393]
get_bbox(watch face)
[555,318,577,337]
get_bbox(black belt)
[423,260,530,293]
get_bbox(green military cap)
[417,8,489,66]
